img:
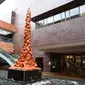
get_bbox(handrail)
[0,49,15,66]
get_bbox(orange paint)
[10,9,41,71]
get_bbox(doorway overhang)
[37,41,85,54]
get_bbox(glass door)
[75,56,81,68]
[82,55,85,71]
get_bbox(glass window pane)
[54,14,61,22]
[70,7,79,17]
[36,20,44,28]
[62,12,65,20]
[44,19,47,25]
[76,56,81,58]
[47,16,53,24]
[38,20,43,25]
[80,4,85,15]
[66,11,69,18]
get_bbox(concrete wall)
[33,48,50,72]
[32,16,85,47]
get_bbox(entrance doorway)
[35,57,43,71]
[49,53,85,77]
[64,55,85,76]
[50,53,61,72]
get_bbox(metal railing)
[0,49,16,66]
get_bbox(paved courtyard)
[0,70,85,85]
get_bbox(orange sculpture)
[10,9,41,71]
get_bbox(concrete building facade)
[1,0,85,76]
[30,0,85,75]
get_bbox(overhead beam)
[0,0,5,4]
[31,0,85,22]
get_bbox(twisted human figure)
[10,9,41,71]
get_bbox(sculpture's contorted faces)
[10,9,41,71]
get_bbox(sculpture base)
[8,69,42,82]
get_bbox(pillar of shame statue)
[10,9,41,71]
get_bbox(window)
[0,33,13,43]
[61,12,66,21]
[54,14,61,23]
[70,7,80,18]
[82,55,85,70]
[35,5,84,29]
[36,20,44,28]
[75,56,81,67]
[38,20,44,26]
[47,16,53,25]
[66,11,70,19]
[80,4,85,16]
[44,19,47,26]
[36,20,43,28]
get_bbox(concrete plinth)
[8,69,42,82]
